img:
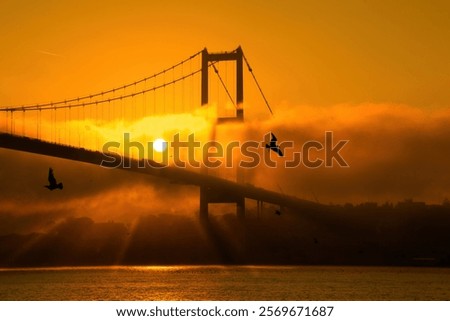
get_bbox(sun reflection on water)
[1,266,450,300]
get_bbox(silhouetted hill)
[1,202,450,267]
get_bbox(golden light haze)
[1,1,450,212]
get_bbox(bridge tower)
[201,46,244,122]
[200,46,245,219]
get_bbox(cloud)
[1,103,450,235]
[36,50,64,58]
[0,148,198,234]
[231,103,450,204]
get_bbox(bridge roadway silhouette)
[0,47,329,218]
[0,132,327,218]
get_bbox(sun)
[153,138,167,153]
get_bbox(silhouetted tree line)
[1,201,450,267]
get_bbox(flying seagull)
[44,168,63,191]
[265,133,283,156]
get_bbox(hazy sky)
[1,1,450,225]
[1,1,450,108]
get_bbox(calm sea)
[0,265,449,300]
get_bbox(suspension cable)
[0,68,203,112]
[0,50,203,110]
[1,48,275,120]
[242,53,274,116]
[211,62,237,109]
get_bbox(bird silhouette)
[44,168,63,191]
[265,133,283,156]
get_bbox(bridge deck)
[0,133,327,212]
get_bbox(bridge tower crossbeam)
[201,46,244,122]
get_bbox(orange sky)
[1,1,450,109]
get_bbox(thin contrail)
[36,50,63,58]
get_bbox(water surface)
[1,265,449,300]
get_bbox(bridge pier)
[256,200,263,218]
[200,185,245,219]
[199,186,209,220]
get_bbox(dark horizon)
[1,199,449,268]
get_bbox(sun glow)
[153,138,167,153]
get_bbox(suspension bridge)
[0,46,326,218]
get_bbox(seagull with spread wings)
[265,132,283,156]
[44,168,63,191]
